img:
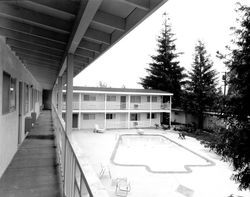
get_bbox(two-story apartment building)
[62,87,172,130]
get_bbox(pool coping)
[110,134,215,174]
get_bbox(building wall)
[80,113,105,129]
[0,38,42,177]
[106,113,128,129]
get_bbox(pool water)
[111,134,214,173]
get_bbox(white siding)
[0,38,42,177]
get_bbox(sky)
[74,0,250,89]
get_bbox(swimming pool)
[111,134,215,173]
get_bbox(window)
[152,113,157,119]
[130,113,140,121]
[2,72,16,114]
[83,94,96,101]
[24,83,29,114]
[147,96,150,102]
[147,113,150,119]
[83,114,95,120]
[107,95,116,101]
[106,113,116,120]
[131,96,141,103]
[152,96,157,102]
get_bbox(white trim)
[62,90,173,96]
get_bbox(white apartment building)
[62,87,172,130]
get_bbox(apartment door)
[120,96,126,109]
[72,114,78,128]
[18,82,23,145]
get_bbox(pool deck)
[70,129,249,197]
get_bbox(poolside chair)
[178,132,185,139]
[115,178,131,197]
[99,164,111,179]
[93,124,105,133]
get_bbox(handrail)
[52,105,95,197]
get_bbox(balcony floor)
[0,110,61,197]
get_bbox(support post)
[149,95,152,127]
[58,77,63,117]
[104,93,107,129]
[66,54,74,135]
[127,95,131,129]
[78,93,81,129]
[169,96,172,127]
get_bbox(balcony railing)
[52,106,109,197]
[62,101,171,111]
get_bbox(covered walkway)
[0,110,61,197]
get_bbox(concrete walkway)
[0,110,61,197]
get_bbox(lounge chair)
[115,178,131,197]
[178,132,185,139]
[93,124,105,133]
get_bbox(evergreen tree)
[203,4,250,190]
[186,41,218,129]
[139,15,186,107]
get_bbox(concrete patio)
[70,129,249,197]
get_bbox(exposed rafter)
[78,39,102,53]
[59,0,103,76]
[84,28,110,45]
[0,27,66,50]
[92,10,125,31]
[6,38,64,57]
[0,3,72,34]
[0,17,68,44]
[118,0,150,11]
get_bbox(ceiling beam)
[20,0,79,16]
[75,48,95,59]
[92,10,125,31]
[118,0,150,11]
[24,63,59,72]
[6,38,63,57]
[16,53,60,66]
[84,28,110,45]
[0,3,72,34]
[78,39,101,53]
[58,0,103,77]
[21,60,59,70]
[11,46,62,61]
[0,16,68,44]
[0,27,66,50]
[74,55,89,64]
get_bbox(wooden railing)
[52,106,95,197]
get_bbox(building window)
[83,94,96,101]
[2,72,16,114]
[106,113,116,120]
[131,96,141,103]
[24,83,29,114]
[147,96,150,102]
[152,113,157,119]
[147,113,150,119]
[152,96,157,102]
[130,113,140,121]
[83,114,95,120]
[107,95,116,101]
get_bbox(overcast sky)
[74,0,250,89]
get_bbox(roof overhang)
[0,0,168,89]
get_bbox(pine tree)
[139,15,186,107]
[202,4,250,190]
[186,41,218,129]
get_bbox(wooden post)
[169,96,172,127]
[128,95,131,129]
[58,77,63,117]
[104,93,107,129]
[66,54,74,135]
